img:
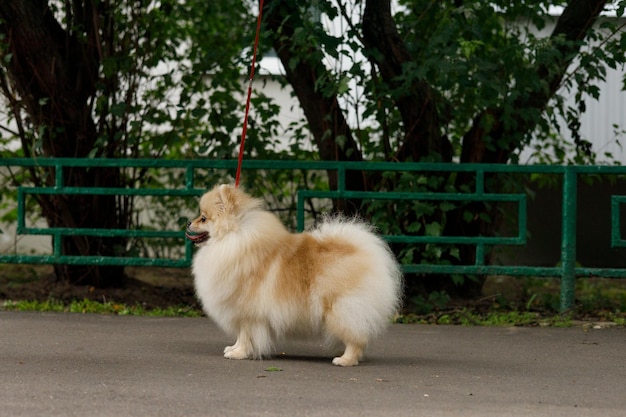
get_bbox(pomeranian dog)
[186,184,402,366]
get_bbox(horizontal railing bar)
[0,255,189,267]
[2,253,624,278]
[575,268,626,278]
[17,227,184,238]
[384,235,525,245]
[14,226,523,245]
[402,265,562,275]
[20,187,204,196]
[19,188,527,202]
[4,158,626,175]
[298,190,525,201]
[21,187,527,202]
[15,227,523,246]
[401,265,621,278]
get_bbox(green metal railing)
[1,158,626,312]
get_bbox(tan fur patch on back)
[273,233,366,312]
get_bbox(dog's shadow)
[270,352,335,364]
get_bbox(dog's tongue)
[185,230,209,244]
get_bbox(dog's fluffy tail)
[314,216,404,336]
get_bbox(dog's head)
[186,184,259,245]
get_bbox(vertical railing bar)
[518,196,527,242]
[610,196,620,247]
[475,167,485,195]
[560,168,577,313]
[54,162,64,261]
[185,165,194,190]
[53,231,63,257]
[185,239,194,264]
[475,243,485,266]
[185,165,194,264]
[474,167,485,271]
[338,165,346,195]
[17,188,25,232]
[297,192,305,232]
[55,161,63,189]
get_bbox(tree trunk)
[0,0,127,287]
[264,0,366,215]
[362,0,452,163]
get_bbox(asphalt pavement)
[1,311,625,417]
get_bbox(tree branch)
[460,0,608,163]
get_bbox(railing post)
[297,192,305,232]
[560,168,577,313]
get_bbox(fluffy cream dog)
[186,184,402,366]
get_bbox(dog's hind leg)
[324,310,367,366]
[332,342,364,367]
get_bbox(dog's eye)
[200,216,206,223]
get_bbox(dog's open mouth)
[185,228,209,245]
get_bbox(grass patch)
[2,298,202,317]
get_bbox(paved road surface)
[1,311,624,417]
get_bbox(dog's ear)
[216,184,239,214]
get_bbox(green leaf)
[439,201,456,212]
[110,102,127,117]
[406,222,422,233]
[425,221,441,236]
[337,76,350,95]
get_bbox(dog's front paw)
[224,348,250,360]
[332,355,359,367]
[224,345,236,354]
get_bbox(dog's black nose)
[187,221,191,227]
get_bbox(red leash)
[235,0,264,188]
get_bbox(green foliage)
[407,291,451,315]
[366,170,461,267]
